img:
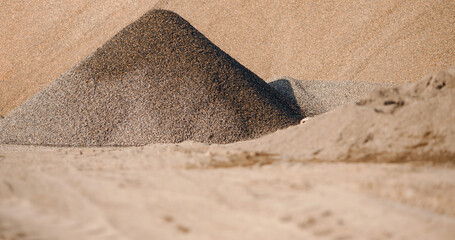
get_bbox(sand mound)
[269,76,397,117]
[0,10,301,146]
[240,67,455,162]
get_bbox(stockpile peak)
[0,10,302,146]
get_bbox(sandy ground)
[0,144,454,240]
[1,2,454,239]
[1,0,454,115]
[2,70,454,239]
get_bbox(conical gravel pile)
[0,9,302,146]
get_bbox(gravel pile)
[269,76,397,117]
[0,10,302,146]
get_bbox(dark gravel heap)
[269,76,397,117]
[0,10,302,146]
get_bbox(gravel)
[0,10,302,146]
[269,76,397,117]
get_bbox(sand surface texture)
[1,2,454,239]
[1,68,454,239]
[1,144,454,240]
[0,0,162,116]
[0,10,301,146]
[239,68,455,162]
[1,0,454,115]
[269,76,397,117]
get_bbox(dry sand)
[1,0,454,116]
[1,143,454,240]
[0,0,163,116]
[239,67,455,162]
[1,2,454,239]
[1,68,454,239]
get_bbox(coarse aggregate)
[0,10,302,146]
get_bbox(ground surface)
[1,144,454,240]
[1,1,454,239]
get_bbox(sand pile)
[0,10,301,146]
[269,76,396,117]
[240,67,455,162]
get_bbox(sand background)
[1,0,454,115]
[1,68,454,239]
[1,1,454,239]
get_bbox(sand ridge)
[237,67,455,162]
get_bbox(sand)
[0,10,301,146]
[1,67,454,239]
[1,0,454,116]
[1,143,454,240]
[238,67,455,162]
[1,2,454,239]
[0,0,163,116]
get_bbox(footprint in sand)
[162,215,191,234]
[282,208,353,240]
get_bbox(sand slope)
[168,0,455,84]
[2,0,454,115]
[239,68,455,162]
[0,0,163,116]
